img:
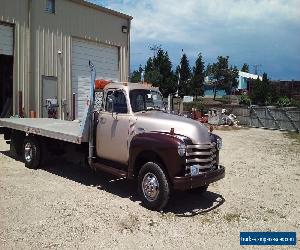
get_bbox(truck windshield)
[130,89,165,113]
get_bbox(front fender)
[128,132,186,181]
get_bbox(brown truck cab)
[91,82,225,210]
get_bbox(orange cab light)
[94,79,111,90]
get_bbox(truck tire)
[190,185,209,194]
[10,139,19,159]
[138,162,170,211]
[22,137,41,169]
[10,131,24,159]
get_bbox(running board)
[91,162,127,178]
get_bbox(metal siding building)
[0,0,131,120]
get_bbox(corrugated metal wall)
[34,28,71,119]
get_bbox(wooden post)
[29,110,36,118]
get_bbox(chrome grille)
[185,143,217,175]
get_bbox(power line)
[149,44,161,58]
[252,64,262,75]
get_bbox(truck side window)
[113,91,128,114]
[105,90,128,114]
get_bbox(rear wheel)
[23,137,41,169]
[138,162,170,211]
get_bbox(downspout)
[127,19,131,81]
[27,0,32,117]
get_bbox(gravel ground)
[0,128,299,249]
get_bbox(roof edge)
[69,0,133,20]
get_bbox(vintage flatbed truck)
[0,64,225,211]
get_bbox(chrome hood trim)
[134,111,211,144]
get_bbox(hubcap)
[142,173,159,202]
[24,142,33,162]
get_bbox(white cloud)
[90,0,300,78]
[104,0,300,43]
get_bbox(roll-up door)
[72,38,119,120]
[0,24,13,56]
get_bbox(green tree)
[176,53,191,97]
[130,65,143,83]
[145,57,153,72]
[144,69,162,86]
[251,72,270,105]
[206,56,239,100]
[241,63,249,73]
[191,53,205,99]
[144,48,176,97]
[153,49,176,96]
[144,56,162,87]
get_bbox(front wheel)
[138,162,170,211]
[23,137,41,169]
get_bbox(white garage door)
[72,38,119,120]
[0,24,13,56]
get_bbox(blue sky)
[89,0,300,80]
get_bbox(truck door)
[96,89,131,164]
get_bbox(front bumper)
[173,165,225,190]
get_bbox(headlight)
[177,143,186,157]
[217,138,222,150]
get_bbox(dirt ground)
[0,128,299,249]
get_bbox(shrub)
[183,100,204,111]
[239,93,251,106]
[276,96,291,107]
[214,96,231,104]
[291,99,300,109]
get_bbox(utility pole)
[176,49,184,97]
[252,64,262,75]
[149,44,161,58]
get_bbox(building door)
[42,76,58,118]
[72,38,119,121]
[0,23,14,118]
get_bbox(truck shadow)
[165,191,225,217]
[46,158,226,216]
[0,150,225,216]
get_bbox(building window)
[45,0,55,14]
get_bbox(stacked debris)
[207,108,240,127]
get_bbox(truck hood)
[134,111,211,144]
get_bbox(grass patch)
[223,213,241,223]
[201,216,212,224]
[119,214,140,233]
[263,207,287,219]
[284,132,300,144]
